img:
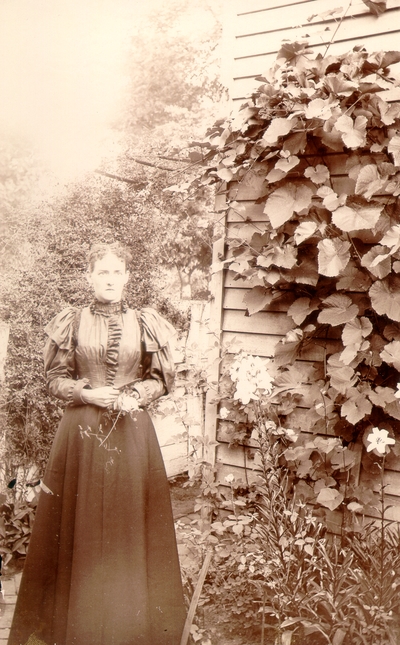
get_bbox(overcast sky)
[0,0,189,181]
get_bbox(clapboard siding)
[235,7,400,58]
[222,330,342,360]
[229,0,400,100]
[236,0,400,35]
[236,0,400,14]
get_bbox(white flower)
[283,428,298,442]
[115,393,140,412]
[219,407,230,419]
[395,383,400,399]
[366,427,395,455]
[229,352,274,404]
[224,473,235,483]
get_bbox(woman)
[8,242,186,645]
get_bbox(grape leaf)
[231,106,260,131]
[297,459,314,479]
[378,98,400,125]
[361,246,391,279]
[274,338,302,366]
[288,297,319,325]
[369,277,400,321]
[257,244,297,269]
[216,167,234,182]
[334,114,367,149]
[282,131,307,155]
[342,317,373,346]
[319,128,344,151]
[294,221,317,245]
[275,155,300,173]
[317,238,351,277]
[330,446,358,470]
[262,117,294,145]
[266,168,286,183]
[288,257,319,286]
[380,225,400,252]
[355,164,388,200]
[313,437,341,454]
[316,488,344,511]
[341,389,372,424]
[332,201,383,232]
[383,323,400,341]
[380,340,400,370]
[368,386,397,407]
[317,186,346,211]
[361,0,387,16]
[327,354,358,394]
[380,51,400,68]
[229,259,251,274]
[324,76,357,97]
[385,399,400,421]
[304,164,330,185]
[340,343,362,365]
[386,176,400,196]
[243,286,273,315]
[267,156,300,183]
[264,184,313,228]
[336,263,372,291]
[318,293,358,326]
[388,135,400,166]
[304,98,339,120]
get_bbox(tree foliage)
[123,0,224,130]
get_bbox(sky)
[0,0,171,182]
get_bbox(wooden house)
[204,0,400,526]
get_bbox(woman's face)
[87,253,129,303]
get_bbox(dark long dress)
[8,301,186,645]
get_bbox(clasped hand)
[81,386,120,408]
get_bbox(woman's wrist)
[80,387,93,404]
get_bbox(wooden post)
[203,192,226,468]
[0,322,9,382]
[185,301,209,477]
[0,322,10,492]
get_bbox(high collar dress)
[7,301,186,645]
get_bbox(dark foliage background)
[1,175,187,473]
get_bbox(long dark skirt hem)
[7,405,186,645]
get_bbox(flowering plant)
[365,426,395,455]
[229,352,274,404]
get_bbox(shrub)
[1,174,186,473]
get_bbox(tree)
[122,0,224,131]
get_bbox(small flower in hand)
[366,427,395,455]
[114,392,140,412]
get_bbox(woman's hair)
[87,242,133,272]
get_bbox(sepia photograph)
[2,1,400,644]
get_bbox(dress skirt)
[8,405,186,645]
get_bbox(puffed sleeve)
[43,307,90,405]
[133,308,177,406]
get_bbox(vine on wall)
[187,42,400,517]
